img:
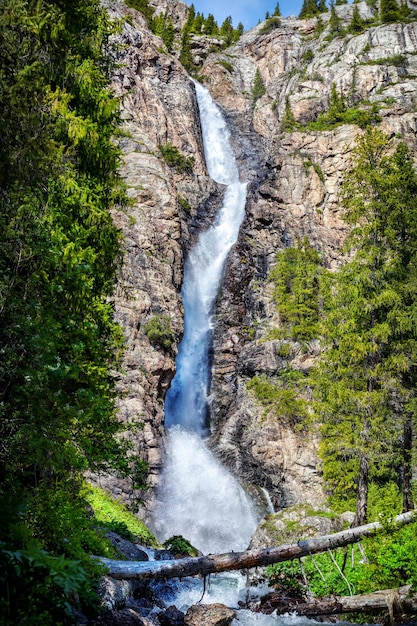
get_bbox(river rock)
[157,605,185,626]
[184,604,236,626]
[104,531,150,561]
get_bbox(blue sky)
[190,1,305,30]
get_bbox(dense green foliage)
[299,0,328,19]
[83,485,159,547]
[247,370,309,428]
[269,239,325,341]
[263,128,417,602]
[314,128,417,524]
[158,143,195,174]
[163,535,199,556]
[0,0,151,621]
[143,314,175,353]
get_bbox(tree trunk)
[403,414,414,512]
[97,511,415,581]
[262,585,416,618]
[354,453,369,526]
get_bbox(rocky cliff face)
[98,0,417,517]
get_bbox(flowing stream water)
[151,82,323,626]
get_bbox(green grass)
[83,485,160,547]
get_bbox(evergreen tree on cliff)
[380,0,401,22]
[299,0,327,18]
[314,128,417,524]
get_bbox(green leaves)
[269,238,325,341]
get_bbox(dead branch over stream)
[262,585,417,618]
[98,510,415,581]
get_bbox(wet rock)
[157,605,185,626]
[95,608,156,625]
[184,603,236,626]
[104,531,149,561]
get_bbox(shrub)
[143,315,175,352]
[158,143,195,173]
[260,16,281,34]
[163,535,199,556]
[301,48,314,63]
[219,60,234,73]
[178,195,191,212]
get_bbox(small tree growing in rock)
[380,0,401,22]
[252,68,266,102]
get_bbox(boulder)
[184,604,236,626]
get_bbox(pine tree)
[329,2,343,35]
[270,239,325,340]
[251,68,266,102]
[179,30,195,72]
[299,0,320,18]
[281,95,297,131]
[162,18,175,52]
[380,0,401,22]
[204,13,218,35]
[348,2,365,33]
[273,3,282,16]
[314,128,417,523]
[184,3,196,31]
[193,12,204,33]
[220,15,234,46]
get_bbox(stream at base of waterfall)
[150,81,322,626]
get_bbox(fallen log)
[262,585,417,618]
[98,510,415,581]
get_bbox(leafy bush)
[163,535,199,556]
[0,542,89,625]
[260,16,281,34]
[143,315,175,352]
[158,143,195,173]
[246,372,308,427]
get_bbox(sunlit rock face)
[97,0,417,516]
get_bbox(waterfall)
[152,81,258,555]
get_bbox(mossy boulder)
[249,504,355,549]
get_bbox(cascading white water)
[152,81,258,555]
[164,81,247,436]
